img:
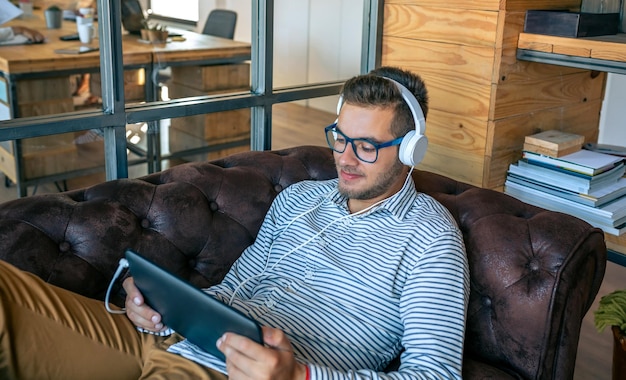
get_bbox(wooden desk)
[1,13,251,112]
[0,21,150,76]
[0,12,251,196]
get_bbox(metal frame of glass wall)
[0,0,383,188]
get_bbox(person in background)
[0,0,44,43]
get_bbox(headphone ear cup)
[398,130,429,166]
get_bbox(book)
[523,142,581,158]
[524,130,584,157]
[507,160,625,194]
[518,158,623,180]
[506,174,626,208]
[504,179,626,225]
[523,149,624,176]
[504,181,626,235]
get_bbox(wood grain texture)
[382,37,495,120]
[383,5,500,47]
[492,70,605,119]
[384,0,580,11]
[518,33,626,61]
[419,141,485,187]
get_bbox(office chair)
[202,9,237,39]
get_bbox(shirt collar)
[328,176,418,220]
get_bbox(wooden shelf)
[517,32,626,74]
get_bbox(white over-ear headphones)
[336,77,428,166]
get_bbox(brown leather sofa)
[0,145,607,379]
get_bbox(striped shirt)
[168,177,469,379]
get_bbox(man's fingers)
[122,277,164,331]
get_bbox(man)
[0,66,469,379]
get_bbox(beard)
[337,159,405,200]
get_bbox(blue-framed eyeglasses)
[324,123,404,163]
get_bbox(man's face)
[334,103,407,209]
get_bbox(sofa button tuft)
[274,184,283,192]
[482,296,492,307]
[527,259,540,272]
[209,201,219,212]
[59,241,71,252]
[188,258,197,268]
[141,219,150,229]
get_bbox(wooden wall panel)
[420,143,485,187]
[492,71,605,119]
[383,5,499,47]
[424,109,487,155]
[382,37,496,85]
[384,0,579,11]
[382,37,495,120]
[384,0,500,11]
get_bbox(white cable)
[105,258,130,314]
[227,192,331,305]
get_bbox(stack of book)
[504,130,626,235]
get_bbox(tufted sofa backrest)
[0,145,606,379]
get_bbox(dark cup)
[45,9,62,29]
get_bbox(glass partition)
[0,128,106,196]
[0,0,380,202]
[156,109,250,164]
[272,98,335,150]
[273,0,364,89]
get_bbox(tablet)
[125,249,263,361]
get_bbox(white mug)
[77,23,95,44]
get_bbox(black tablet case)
[125,249,263,361]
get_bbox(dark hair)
[339,66,428,139]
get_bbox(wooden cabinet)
[381,0,604,189]
[0,76,105,191]
[168,63,251,161]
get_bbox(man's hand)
[122,277,167,332]
[217,326,307,380]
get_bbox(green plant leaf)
[594,289,626,333]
